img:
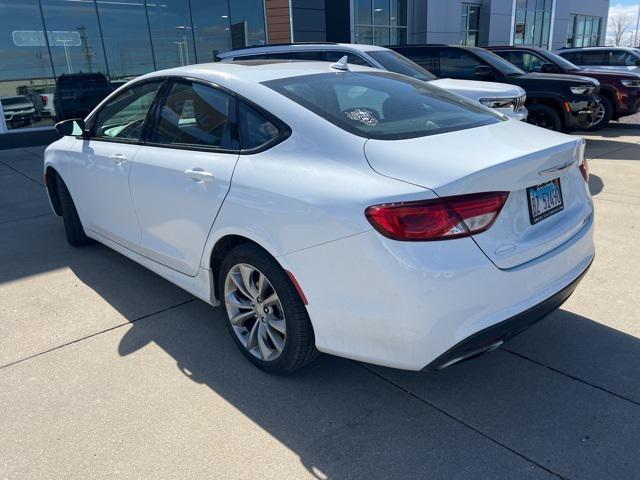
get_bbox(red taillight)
[40,95,48,106]
[579,158,589,182]
[365,192,509,241]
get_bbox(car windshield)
[542,50,581,71]
[367,50,437,81]
[474,48,524,76]
[263,71,502,140]
[1,97,28,106]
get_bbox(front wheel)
[587,96,613,131]
[220,244,318,374]
[526,104,562,131]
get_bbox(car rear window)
[263,71,502,140]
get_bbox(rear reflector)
[579,158,589,182]
[365,192,509,241]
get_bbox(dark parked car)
[1,95,35,128]
[389,44,600,132]
[54,73,112,121]
[487,46,640,130]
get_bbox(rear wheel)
[587,96,613,131]
[220,243,317,374]
[55,174,93,247]
[526,104,562,132]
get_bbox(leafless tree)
[607,14,634,46]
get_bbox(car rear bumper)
[425,255,592,370]
[280,211,595,371]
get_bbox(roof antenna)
[330,55,350,71]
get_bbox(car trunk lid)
[364,120,593,269]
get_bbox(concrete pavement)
[1,121,639,479]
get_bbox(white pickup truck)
[217,43,528,121]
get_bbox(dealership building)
[0,0,610,135]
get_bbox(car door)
[128,79,240,276]
[73,80,164,250]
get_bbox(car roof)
[485,45,544,51]
[217,43,388,58]
[559,46,636,52]
[138,60,379,85]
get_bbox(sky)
[607,1,640,45]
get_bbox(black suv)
[54,73,113,121]
[390,45,600,132]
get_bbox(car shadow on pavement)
[588,173,604,195]
[116,296,640,480]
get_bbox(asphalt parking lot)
[1,120,639,480]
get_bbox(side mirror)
[540,63,558,73]
[55,118,86,137]
[474,65,495,80]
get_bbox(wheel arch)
[597,87,618,118]
[44,165,63,216]
[208,233,283,301]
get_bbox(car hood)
[577,68,640,80]
[519,72,600,86]
[430,78,525,100]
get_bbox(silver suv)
[218,43,528,121]
[557,47,640,74]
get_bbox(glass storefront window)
[0,1,56,131]
[460,4,480,46]
[229,0,267,49]
[513,0,552,47]
[0,0,267,133]
[146,0,196,70]
[566,14,601,48]
[40,0,108,77]
[190,0,231,63]
[354,0,408,46]
[96,0,155,79]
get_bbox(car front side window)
[91,81,164,141]
[505,51,546,72]
[152,80,235,150]
[609,51,637,66]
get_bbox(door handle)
[110,153,128,165]
[184,168,215,182]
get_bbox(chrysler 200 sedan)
[45,60,594,374]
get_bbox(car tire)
[587,96,613,131]
[55,174,93,247]
[526,104,562,131]
[219,243,318,374]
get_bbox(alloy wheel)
[591,103,606,127]
[224,263,287,361]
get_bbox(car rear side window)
[263,71,502,140]
[439,49,484,78]
[609,51,637,66]
[238,102,281,150]
[92,81,163,141]
[579,50,607,64]
[153,81,235,150]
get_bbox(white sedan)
[45,60,594,374]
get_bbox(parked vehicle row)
[221,43,640,133]
[218,44,529,122]
[488,46,640,129]
[47,57,595,374]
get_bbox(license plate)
[527,178,564,225]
